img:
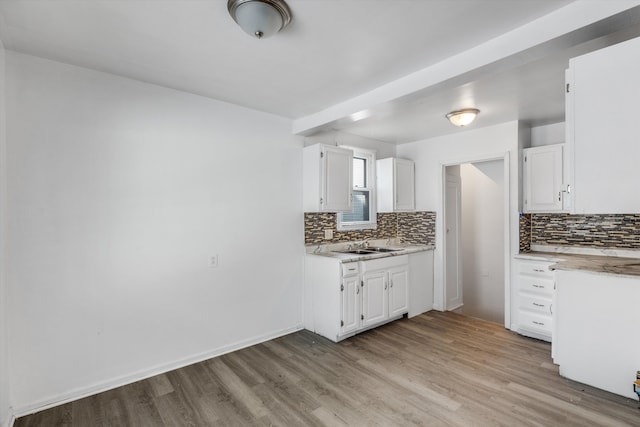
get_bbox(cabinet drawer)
[342,263,360,277]
[519,275,554,296]
[519,311,552,334]
[519,293,552,315]
[518,261,554,278]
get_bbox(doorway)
[444,159,506,324]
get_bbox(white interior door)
[445,172,463,311]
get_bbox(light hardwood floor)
[15,312,640,426]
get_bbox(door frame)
[444,170,463,311]
[441,152,511,328]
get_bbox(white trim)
[502,154,511,329]
[337,147,377,231]
[1,410,14,427]
[440,152,511,328]
[12,325,302,418]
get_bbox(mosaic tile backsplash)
[397,211,436,245]
[520,213,640,250]
[304,211,436,246]
[519,213,532,252]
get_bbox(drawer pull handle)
[533,268,545,273]
[532,284,544,288]
[532,302,545,307]
[533,321,545,326]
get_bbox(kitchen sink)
[338,247,404,255]
[367,247,404,252]
[339,249,377,255]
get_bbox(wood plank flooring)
[15,312,640,426]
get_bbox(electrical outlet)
[324,229,333,239]
[208,254,219,268]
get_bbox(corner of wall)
[1,411,14,427]
[516,122,531,213]
[0,35,12,427]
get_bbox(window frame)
[337,147,377,231]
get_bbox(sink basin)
[367,247,404,252]
[337,247,404,255]
[338,249,377,255]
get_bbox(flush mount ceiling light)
[227,0,292,39]
[446,108,480,127]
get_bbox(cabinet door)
[523,145,563,212]
[569,36,640,214]
[341,275,360,335]
[388,267,409,317]
[322,145,353,212]
[362,271,388,328]
[394,159,415,211]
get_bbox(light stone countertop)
[306,239,434,263]
[515,251,640,279]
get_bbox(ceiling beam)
[292,0,640,136]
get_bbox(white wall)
[397,121,527,324]
[0,40,12,427]
[460,161,505,324]
[531,122,564,147]
[5,52,304,413]
[304,130,397,159]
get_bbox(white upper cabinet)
[303,144,353,212]
[567,36,640,214]
[523,144,565,213]
[377,158,415,212]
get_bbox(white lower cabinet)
[512,258,556,342]
[305,254,411,342]
[361,270,388,328]
[554,270,640,399]
[388,266,409,317]
[340,273,360,335]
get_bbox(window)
[337,148,376,230]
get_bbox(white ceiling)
[1,0,639,143]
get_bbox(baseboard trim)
[13,325,303,418]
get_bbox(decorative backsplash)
[397,211,436,245]
[519,213,532,252]
[304,211,436,246]
[520,213,640,251]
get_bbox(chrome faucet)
[357,238,371,248]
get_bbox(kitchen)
[2,1,640,426]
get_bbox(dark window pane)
[342,190,370,222]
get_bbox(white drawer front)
[519,276,554,296]
[519,311,552,334]
[519,294,552,315]
[342,263,360,277]
[518,261,554,278]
